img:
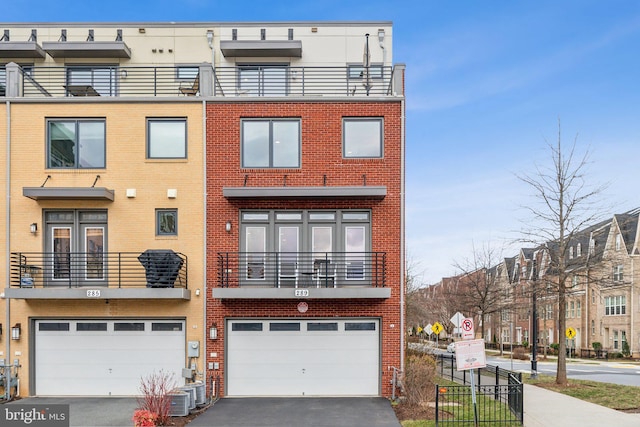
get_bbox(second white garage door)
[35,319,185,396]
[227,318,380,396]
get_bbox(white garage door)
[227,318,379,396]
[35,319,185,396]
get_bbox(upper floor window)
[613,264,624,282]
[238,64,288,96]
[343,118,383,158]
[615,234,622,251]
[348,64,384,80]
[605,295,626,315]
[241,119,300,168]
[147,118,187,159]
[156,209,178,236]
[177,66,199,80]
[571,275,579,288]
[569,247,574,259]
[66,65,117,96]
[576,243,582,257]
[47,119,106,169]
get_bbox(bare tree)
[405,253,430,332]
[452,242,513,342]
[518,120,607,386]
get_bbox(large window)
[343,118,383,158]
[605,295,626,315]
[147,118,187,159]
[241,119,300,168]
[47,119,105,168]
[66,65,117,96]
[238,65,288,96]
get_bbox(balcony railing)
[216,252,386,289]
[10,251,188,289]
[1,63,404,98]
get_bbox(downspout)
[399,72,406,373]
[4,100,11,400]
[201,99,207,383]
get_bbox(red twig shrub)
[132,409,158,427]
[136,370,178,426]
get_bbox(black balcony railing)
[216,252,386,288]
[1,64,401,98]
[11,251,187,289]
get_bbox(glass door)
[277,226,299,287]
[45,210,107,287]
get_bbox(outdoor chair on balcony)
[315,259,337,288]
[179,74,199,96]
[278,262,298,288]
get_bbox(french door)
[45,210,107,287]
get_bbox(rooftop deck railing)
[216,251,386,288]
[11,251,188,289]
[1,64,403,98]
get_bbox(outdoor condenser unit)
[193,381,206,405]
[169,391,190,417]
[179,385,196,410]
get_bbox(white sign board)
[461,317,475,340]
[455,339,487,371]
[425,323,433,336]
[450,312,465,328]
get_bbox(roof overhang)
[42,41,132,58]
[23,187,115,201]
[4,287,190,300]
[220,40,302,57]
[0,42,46,59]
[223,186,386,199]
[212,287,390,300]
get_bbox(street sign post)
[455,339,487,426]
[450,312,465,337]
[566,327,576,358]
[432,322,443,348]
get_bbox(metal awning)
[23,187,115,201]
[0,41,46,59]
[42,41,131,58]
[223,186,386,199]
[220,40,302,57]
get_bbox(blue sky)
[6,1,640,284]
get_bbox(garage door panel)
[35,320,184,396]
[227,319,379,397]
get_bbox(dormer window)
[569,247,574,259]
[615,234,622,251]
[576,243,582,257]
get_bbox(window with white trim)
[605,295,626,316]
[613,264,624,282]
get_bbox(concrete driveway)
[189,397,401,427]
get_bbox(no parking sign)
[461,318,475,340]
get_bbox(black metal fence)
[435,354,523,426]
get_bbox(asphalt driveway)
[189,397,401,427]
[6,396,400,427]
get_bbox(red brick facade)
[205,101,403,397]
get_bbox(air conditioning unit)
[178,385,196,410]
[169,391,189,417]
[193,381,206,406]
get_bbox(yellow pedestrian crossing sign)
[432,322,443,335]
[566,327,576,339]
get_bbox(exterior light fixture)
[11,323,21,340]
[30,223,37,234]
[378,29,385,43]
[225,221,232,232]
[209,324,218,340]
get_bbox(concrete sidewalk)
[524,383,640,427]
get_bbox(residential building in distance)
[0,21,406,399]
